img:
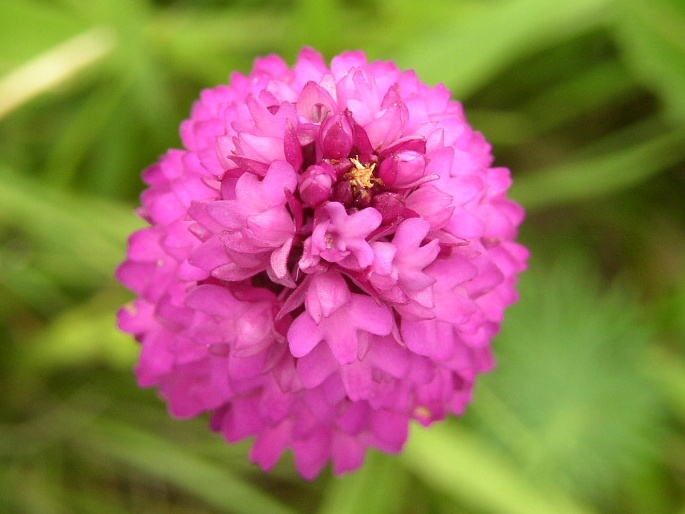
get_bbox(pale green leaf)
[394,0,610,96]
[0,0,86,73]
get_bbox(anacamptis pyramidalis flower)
[117,48,528,479]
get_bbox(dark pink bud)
[372,192,405,223]
[319,113,353,160]
[378,150,426,188]
[331,158,354,178]
[299,164,334,207]
[354,188,372,209]
[345,110,374,155]
[331,180,354,206]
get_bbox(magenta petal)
[364,102,407,149]
[229,156,270,176]
[296,81,336,122]
[293,431,330,480]
[332,436,366,475]
[378,150,426,189]
[185,284,235,316]
[401,318,455,360]
[341,361,372,401]
[349,296,393,336]
[367,335,410,378]
[234,132,284,163]
[134,332,174,387]
[283,121,302,170]
[305,270,351,323]
[276,274,311,320]
[261,160,298,207]
[336,401,369,434]
[392,218,431,254]
[246,208,294,246]
[371,192,405,223]
[206,200,243,229]
[270,236,294,280]
[187,236,228,272]
[344,207,383,234]
[212,261,262,281]
[371,410,408,452]
[288,311,323,358]
[405,185,454,230]
[325,316,362,365]
[126,228,164,260]
[251,422,291,471]
[222,397,265,442]
[297,343,339,388]
[370,241,396,276]
[378,135,426,158]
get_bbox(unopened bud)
[299,164,334,207]
[378,150,426,188]
[331,180,354,207]
[372,192,405,223]
[319,113,353,160]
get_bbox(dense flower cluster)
[117,49,528,479]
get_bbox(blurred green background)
[1,0,685,512]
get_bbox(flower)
[116,48,528,479]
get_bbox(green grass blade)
[402,422,598,514]
[318,452,407,514]
[523,61,637,134]
[21,285,136,371]
[395,0,609,96]
[0,165,142,282]
[510,127,685,210]
[79,418,302,514]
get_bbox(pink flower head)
[117,48,528,479]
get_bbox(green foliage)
[473,261,661,502]
[403,422,598,514]
[1,0,685,513]
[615,0,685,122]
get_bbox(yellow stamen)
[346,157,383,190]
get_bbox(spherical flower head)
[116,48,528,479]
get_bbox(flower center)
[345,157,383,191]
